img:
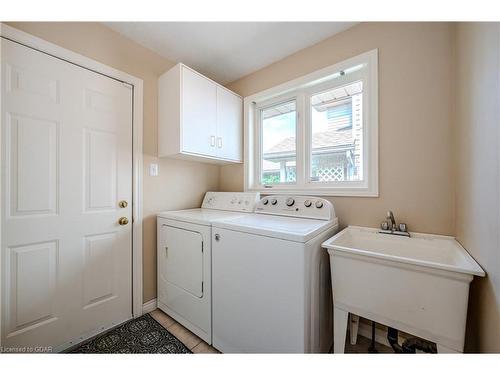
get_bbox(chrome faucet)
[387,211,396,231]
[379,210,410,237]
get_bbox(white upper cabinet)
[158,64,243,164]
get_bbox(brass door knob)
[118,200,128,208]
[118,217,129,226]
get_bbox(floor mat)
[69,313,191,354]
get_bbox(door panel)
[181,67,217,157]
[84,88,122,115]
[1,38,133,350]
[6,241,58,335]
[161,225,203,298]
[6,62,60,103]
[216,87,242,161]
[83,129,117,211]
[83,232,118,308]
[7,113,59,216]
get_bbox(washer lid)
[212,214,338,242]
[157,208,249,226]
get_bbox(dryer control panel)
[201,192,260,212]
[254,195,335,220]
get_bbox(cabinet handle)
[165,246,168,257]
[210,135,216,147]
[217,137,222,148]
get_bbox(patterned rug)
[69,313,191,354]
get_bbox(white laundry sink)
[325,226,485,276]
[322,226,485,353]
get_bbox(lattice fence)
[315,166,344,182]
[264,165,346,183]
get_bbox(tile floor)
[149,309,219,353]
[150,308,394,354]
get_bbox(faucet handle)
[399,223,407,232]
[381,221,389,230]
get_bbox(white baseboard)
[142,298,157,314]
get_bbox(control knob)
[304,200,312,207]
[271,198,278,205]
[262,198,269,205]
[286,198,295,207]
[315,201,324,208]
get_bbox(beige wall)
[222,22,456,235]
[455,23,500,353]
[7,22,220,303]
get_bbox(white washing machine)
[156,192,259,343]
[211,195,339,353]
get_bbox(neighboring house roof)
[264,128,354,161]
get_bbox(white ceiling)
[103,22,358,84]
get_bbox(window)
[310,82,363,183]
[261,100,297,185]
[246,49,378,196]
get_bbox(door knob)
[118,200,128,208]
[118,217,129,226]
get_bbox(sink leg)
[334,306,349,353]
[437,344,460,353]
[350,314,360,345]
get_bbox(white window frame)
[244,49,378,197]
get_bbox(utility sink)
[325,226,485,276]
[322,226,485,353]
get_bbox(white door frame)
[0,23,144,347]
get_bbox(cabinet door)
[181,67,217,156]
[216,87,243,161]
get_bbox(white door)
[1,38,133,350]
[181,66,217,157]
[216,87,242,161]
